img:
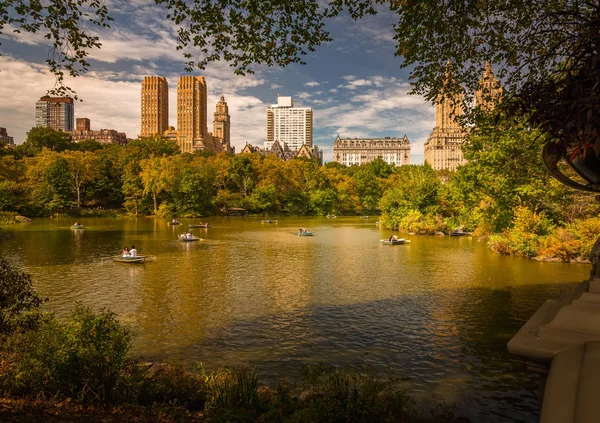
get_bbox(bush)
[568,217,600,258]
[487,206,553,257]
[537,228,582,261]
[0,259,47,335]
[0,211,16,225]
[291,363,415,422]
[395,210,447,235]
[0,305,132,403]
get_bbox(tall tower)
[213,95,231,153]
[476,62,502,111]
[35,96,74,131]
[140,76,168,137]
[265,95,312,151]
[423,68,467,171]
[177,75,208,153]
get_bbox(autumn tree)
[61,151,100,208]
[139,156,174,215]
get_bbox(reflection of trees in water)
[155,288,570,422]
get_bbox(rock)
[298,389,316,403]
[144,362,169,378]
[15,215,31,223]
[257,386,272,402]
[435,231,445,236]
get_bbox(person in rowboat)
[121,247,130,257]
[130,246,137,257]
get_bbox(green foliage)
[204,366,261,419]
[21,128,73,156]
[0,259,47,335]
[394,209,447,235]
[294,363,415,422]
[1,305,132,403]
[488,206,554,257]
[379,165,442,229]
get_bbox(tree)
[139,156,174,214]
[61,150,100,208]
[26,149,74,213]
[0,259,46,335]
[20,127,72,156]
[5,1,595,127]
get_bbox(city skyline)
[0,3,435,163]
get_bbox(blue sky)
[0,1,435,162]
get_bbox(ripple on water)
[0,217,588,422]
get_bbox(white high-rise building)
[265,96,313,151]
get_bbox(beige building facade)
[177,75,209,153]
[140,76,169,137]
[476,62,503,112]
[333,136,411,167]
[424,64,502,171]
[213,95,232,153]
[423,70,467,171]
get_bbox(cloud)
[0,56,268,152]
[305,81,320,87]
[270,83,283,89]
[313,77,434,163]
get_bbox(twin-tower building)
[140,76,233,154]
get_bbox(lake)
[0,216,590,422]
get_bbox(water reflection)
[0,217,589,422]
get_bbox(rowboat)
[112,255,146,263]
[178,235,201,242]
[71,224,85,229]
[168,221,181,225]
[380,239,410,245]
[450,229,469,236]
[326,215,337,219]
[189,224,210,228]
[295,232,314,236]
[261,219,278,224]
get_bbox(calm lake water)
[0,217,590,422]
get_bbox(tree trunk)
[76,185,81,208]
[153,191,158,214]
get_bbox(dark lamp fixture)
[541,141,600,196]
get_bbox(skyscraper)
[476,62,502,111]
[177,75,208,152]
[140,76,168,137]
[266,96,312,152]
[213,95,231,153]
[35,96,74,131]
[423,66,467,171]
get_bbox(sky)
[0,1,435,163]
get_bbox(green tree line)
[3,121,600,261]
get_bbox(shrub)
[488,206,553,257]
[0,259,47,335]
[204,365,261,420]
[135,363,207,410]
[396,210,447,235]
[568,217,600,258]
[0,211,16,225]
[291,363,415,422]
[537,228,582,261]
[0,305,132,404]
